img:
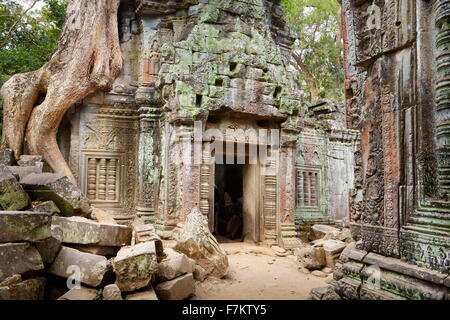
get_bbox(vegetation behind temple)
[0,0,67,132]
[281,0,344,102]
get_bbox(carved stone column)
[435,0,450,198]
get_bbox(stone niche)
[336,0,450,300]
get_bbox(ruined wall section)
[342,0,450,272]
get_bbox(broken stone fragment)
[308,285,342,300]
[309,224,341,241]
[48,246,112,288]
[113,241,158,292]
[155,273,195,300]
[125,286,158,300]
[174,207,229,279]
[0,211,52,243]
[156,248,195,282]
[52,216,132,247]
[0,243,44,282]
[35,224,63,264]
[31,200,61,215]
[20,173,91,217]
[0,277,46,300]
[295,245,326,270]
[0,165,31,211]
[102,284,122,300]
[311,270,327,278]
[58,286,98,300]
[193,264,208,282]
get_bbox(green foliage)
[281,0,344,102]
[0,0,67,132]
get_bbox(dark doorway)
[214,163,244,241]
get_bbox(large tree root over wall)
[0,0,123,183]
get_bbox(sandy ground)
[190,242,328,300]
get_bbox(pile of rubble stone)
[295,224,355,287]
[0,151,227,300]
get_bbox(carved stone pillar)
[435,0,450,198]
[135,101,161,224]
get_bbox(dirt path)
[191,242,328,300]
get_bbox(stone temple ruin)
[58,0,358,246]
[0,0,449,301]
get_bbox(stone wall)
[327,0,450,300]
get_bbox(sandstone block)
[126,287,158,300]
[309,224,340,241]
[48,246,112,287]
[91,207,117,225]
[0,277,46,300]
[0,165,30,211]
[21,173,91,217]
[295,245,326,270]
[58,286,98,300]
[174,208,229,278]
[17,155,44,168]
[113,241,158,292]
[0,243,44,282]
[35,225,63,264]
[156,248,195,282]
[52,216,132,247]
[66,244,120,257]
[320,240,347,268]
[0,211,52,242]
[102,284,122,300]
[7,166,42,181]
[155,273,195,300]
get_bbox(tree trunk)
[0,0,122,183]
[292,53,319,103]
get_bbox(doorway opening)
[214,162,244,241]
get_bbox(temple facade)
[57,0,357,248]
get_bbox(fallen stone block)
[48,246,112,288]
[52,216,132,247]
[7,166,42,181]
[91,207,118,225]
[21,173,91,217]
[320,240,347,269]
[309,224,340,241]
[0,165,30,211]
[174,208,229,278]
[126,287,158,300]
[113,241,158,292]
[312,270,327,278]
[66,244,120,257]
[155,273,195,300]
[156,248,195,282]
[0,211,52,242]
[58,286,98,300]
[102,284,122,300]
[36,225,63,264]
[0,243,44,282]
[0,277,46,300]
[132,219,164,257]
[31,200,61,215]
[295,245,326,270]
